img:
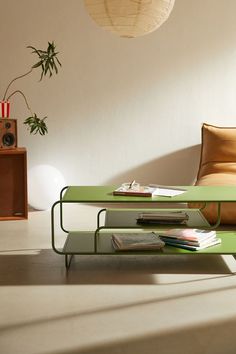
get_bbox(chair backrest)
[197,123,236,180]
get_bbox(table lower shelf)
[62,231,236,255]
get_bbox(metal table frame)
[51,185,236,269]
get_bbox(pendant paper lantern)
[84,0,175,38]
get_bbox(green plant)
[2,41,61,135]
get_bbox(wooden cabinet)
[0,148,28,220]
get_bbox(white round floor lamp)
[28,165,66,211]
[84,0,175,38]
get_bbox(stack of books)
[111,232,165,251]
[136,211,189,225]
[159,228,221,251]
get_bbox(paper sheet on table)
[150,186,186,197]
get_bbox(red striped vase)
[0,101,10,118]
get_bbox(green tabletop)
[62,185,236,203]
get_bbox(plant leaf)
[29,41,61,80]
[24,114,48,135]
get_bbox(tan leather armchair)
[192,123,236,224]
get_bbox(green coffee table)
[51,185,236,268]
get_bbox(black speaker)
[0,118,17,149]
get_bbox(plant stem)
[6,90,33,116]
[3,68,33,101]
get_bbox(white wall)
[1,0,236,186]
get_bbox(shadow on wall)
[106,145,201,186]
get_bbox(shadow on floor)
[0,249,234,285]
[59,315,236,354]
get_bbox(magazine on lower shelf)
[159,228,216,240]
[161,238,221,251]
[159,233,217,247]
[111,232,165,251]
[159,228,221,251]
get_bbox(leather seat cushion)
[192,173,236,224]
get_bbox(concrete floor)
[1,205,236,354]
